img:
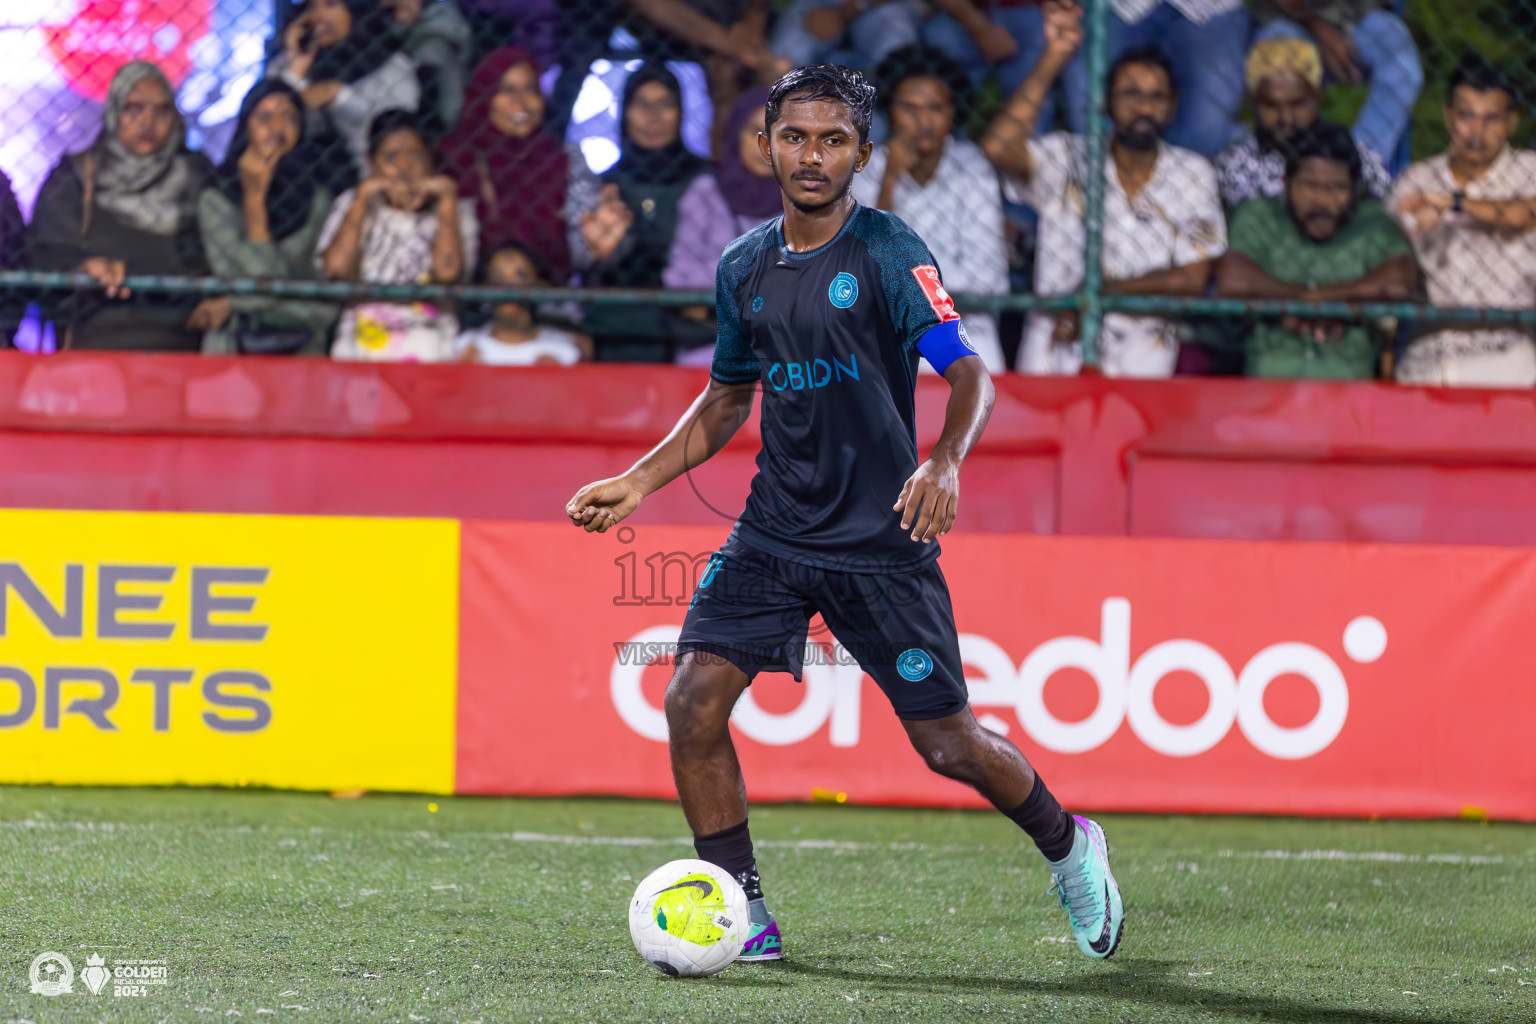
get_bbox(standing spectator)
[663,86,782,366]
[318,110,479,362]
[580,63,710,361]
[983,7,1226,377]
[199,80,339,356]
[385,0,473,140]
[442,48,601,286]
[270,0,421,196]
[1218,121,1416,380]
[455,243,589,365]
[0,171,23,347]
[852,46,1008,372]
[772,0,925,72]
[28,61,219,352]
[1250,0,1423,167]
[1392,56,1536,389]
[1215,37,1390,209]
[923,2,1049,113]
[549,0,787,146]
[1055,0,1249,159]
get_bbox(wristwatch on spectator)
[1451,191,1466,214]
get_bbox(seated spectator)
[269,0,420,196]
[318,110,479,361]
[923,1,1046,123]
[442,48,600,286]
[456,243,589,365]
[1216,37,1390,208]
[199,80,339,356]
[1057,0,1249,159]
[852,46,1008,372]
[384,0,472,139]
[772,0,925,73]
[983,8,1225,378]
[665,86,781,366]
[0,171,23,347]
[1250,0,1423,166]
[27,61,219,352]
[1218,121,1416,380]
[1392,55,1536,389]
[579,63,713,361]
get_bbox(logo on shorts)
[828,273,858,309]
[752,296,764,313]
[897,648,933,682]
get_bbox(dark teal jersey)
[710,205,976,573]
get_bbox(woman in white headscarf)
[28,61,220,350]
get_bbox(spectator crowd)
[0,0,1533,387]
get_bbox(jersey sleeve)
[709,232,762,384]
[858,211,963,353]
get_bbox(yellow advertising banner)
[0,510,458,793]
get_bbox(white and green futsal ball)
[629,859,749,977]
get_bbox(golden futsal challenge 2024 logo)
[29,950,168,998]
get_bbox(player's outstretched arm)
[893,355,995,545]
[566,377,757,533]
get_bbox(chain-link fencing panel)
[0,0,1531,380]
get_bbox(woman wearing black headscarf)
[198,79,340,355]
[579,62,710,362]
[268,0,420,196]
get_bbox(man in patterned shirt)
[1215,36,1390,209]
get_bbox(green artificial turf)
[0,785,1532,1023]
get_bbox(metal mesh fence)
[0,0,1532,381]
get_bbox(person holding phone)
[269,0,421,196]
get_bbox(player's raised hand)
[566,476,643,533]
[893,458,960,545]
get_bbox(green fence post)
[1080,0,1109,367]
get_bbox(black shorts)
[675,533,967,721]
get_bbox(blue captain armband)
[915,318,978,375]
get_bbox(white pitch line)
[1237,850,1505,865]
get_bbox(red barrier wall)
[3,351,1536,544]
[457,522,1536,820]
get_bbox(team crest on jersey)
[828,272,859,309]
[911,265,961,323]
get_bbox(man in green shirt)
[1218,120,1417,379]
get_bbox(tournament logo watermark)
[29,952,72,996]
[25,950,168,998]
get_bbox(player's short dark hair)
[1447,52,1517,108]
[367,108,426,157]
[1284,120,1361,188]
[1108,45,1177,96]
[873,45,972,133]
[765,64,877,144]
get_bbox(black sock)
[1006,775,1077,862]
[693,818,764,902]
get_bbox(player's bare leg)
[664,652,782,960]
[664,652,751,836]
[901,707,1037,809]
[904,708,1126,959]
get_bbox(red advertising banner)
[457,521,1536,821]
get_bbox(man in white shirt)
[851,46,1010,372]
[1392,55,1536,389]
[983,1,1226,377]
